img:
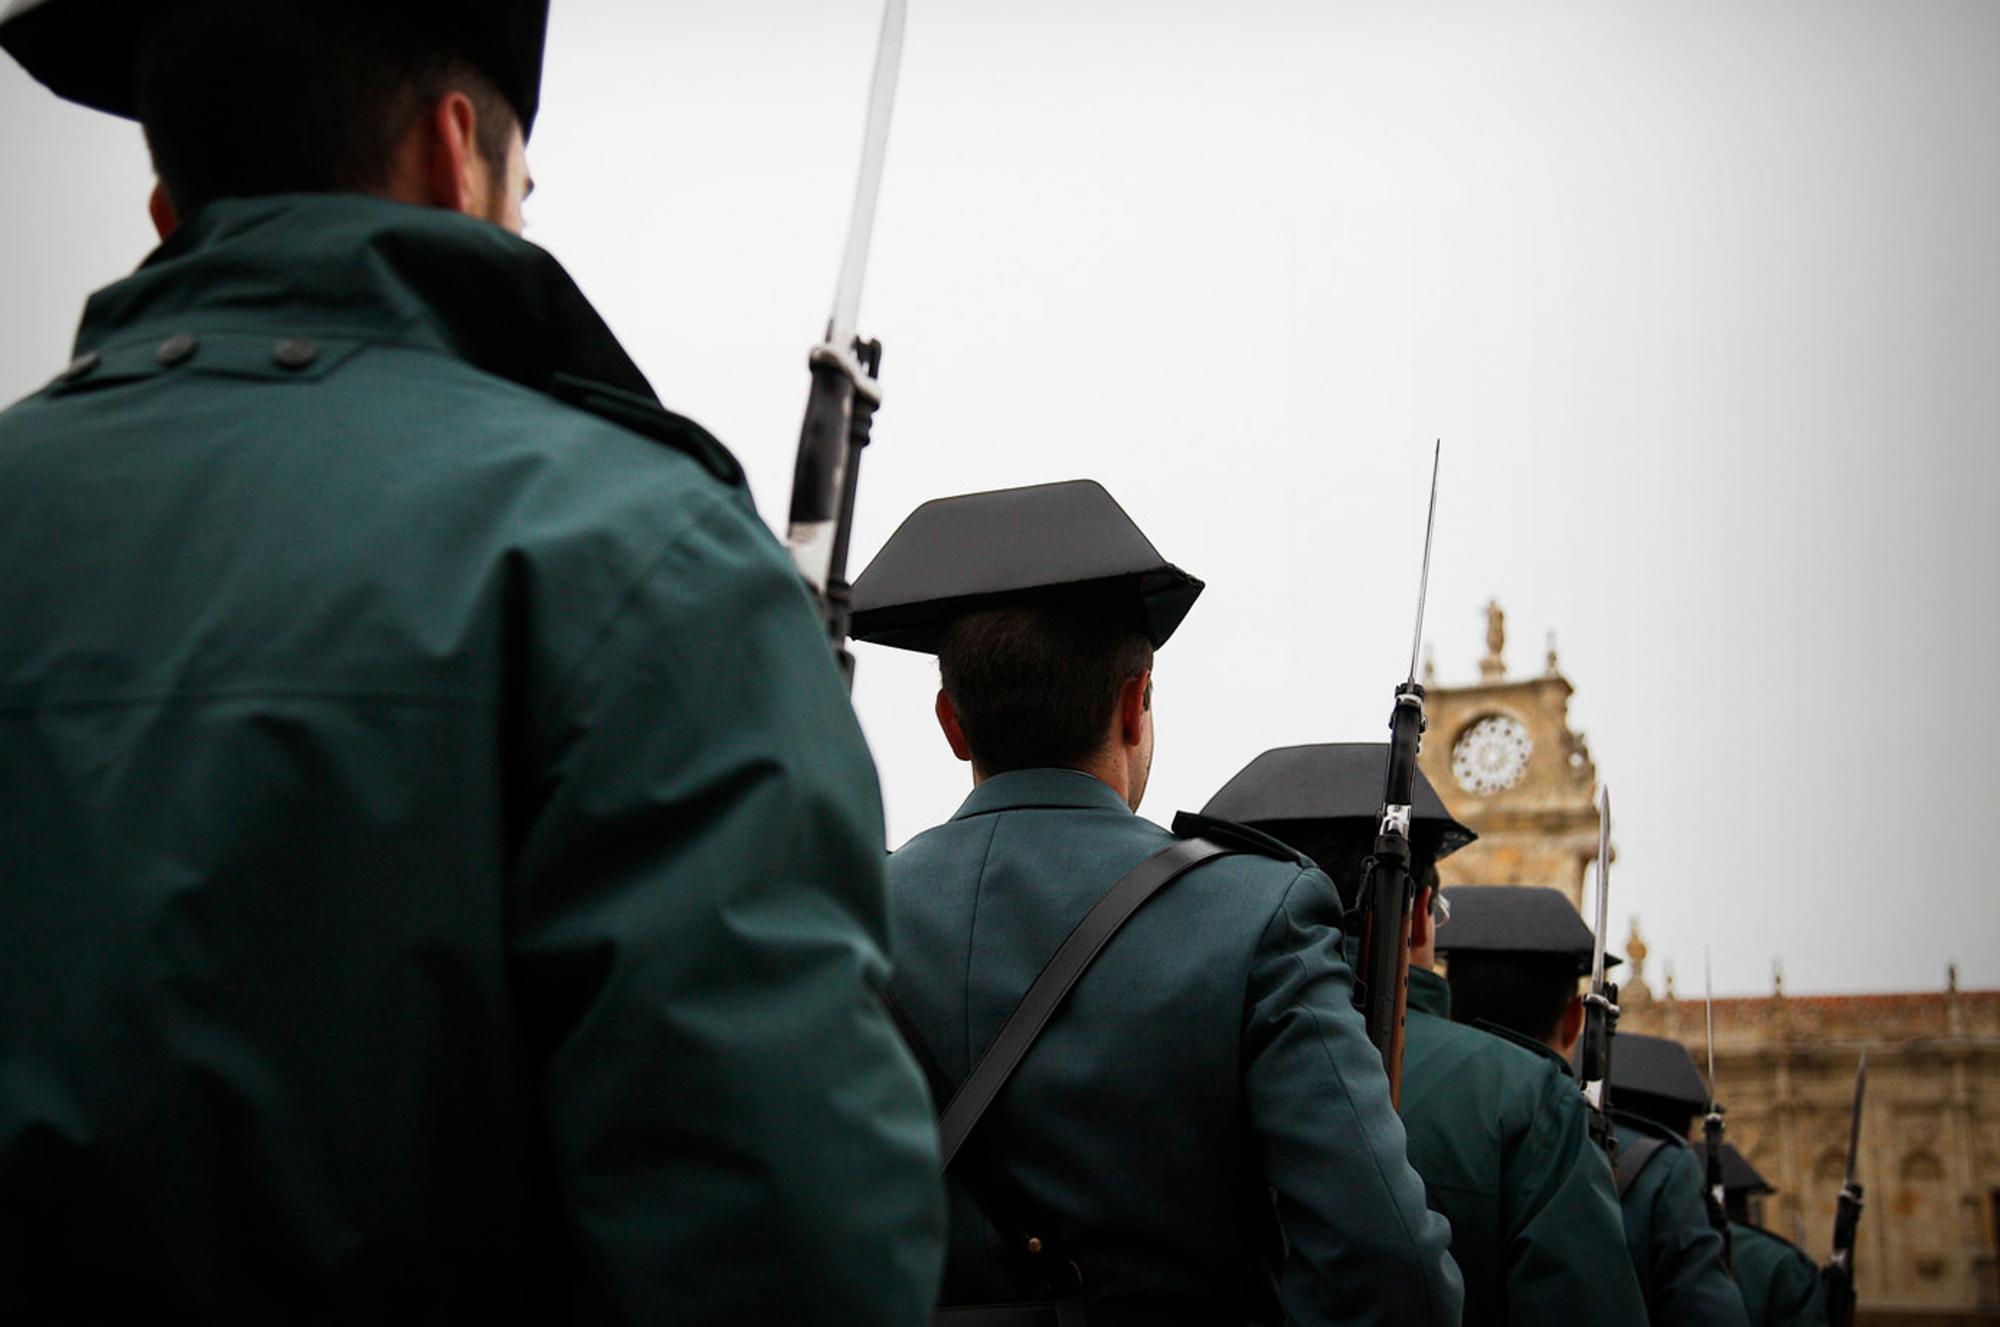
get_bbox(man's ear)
[421,91,482,214]
[148,181,179,240]
[935,689,973,763]
[1558,993,1587,1052]
[1408,886,1434,951]
[1116,670,1151,749]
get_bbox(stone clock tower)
[1417,601,1603,910]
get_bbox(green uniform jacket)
[0,195,943,1323]
[1400,969,1646,1326]
[1732,1224,1831,1327]
[1612,1116,1752,1327]
[886,768,1462,1325]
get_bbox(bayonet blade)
[1406,440,1441,684]
[1705,947,1718,1105]
[1845,1051,1869,1186]
[1589,786,1611,992]
[826,0,907,353]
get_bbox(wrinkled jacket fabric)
[885,768,1462,1326]
[0,195,944,1324]
[1400,968,1646,1325]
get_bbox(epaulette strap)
[1170,810,1312,867]
[1609,1108,1692,1147]
[1472,1018,1576,1072]
[549,372,747,488]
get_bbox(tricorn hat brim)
[0,0,549,137]
[1609,1033,1712,1111]
[1435,885,1621,977]
[850,479,1204,654]
[1200,742,1478,866]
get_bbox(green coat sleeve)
[1243,868,1464,1326]
[1645,1148,1753,1327]
[505,485,945,1324]
[1761,1242,1832,1327]
[1502,1071,1649,1324]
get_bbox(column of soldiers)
[0,3,1859,1324]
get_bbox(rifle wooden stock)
[1355,854,1415,1107]
[1356,681,1424,1108]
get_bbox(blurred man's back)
[0,3,942,1320]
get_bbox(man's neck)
[971,750,1132,808]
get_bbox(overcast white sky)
[4,0,1996,996]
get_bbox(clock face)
[1451,714,1533,795]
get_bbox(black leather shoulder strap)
[1616,1134,1670,1198]
[1169,810,1314,867]
[882,985,1078,1297]
[936,835,1236,1169]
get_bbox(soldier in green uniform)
[1433,886,1741,1327]
[0,2,943,1320]
[1694,1142,1832,1327]
[1435,886,1751,1327]
[1205,751,1646,1327]
[849,481,1462,1325]
[1593,1036,1755,1327]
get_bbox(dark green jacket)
[1732,1224,1830,1327]
[1401,969,1645,1325]
[1612,1116,1752,1327]
[885,768,1461,1325]
[0,195,943,1323]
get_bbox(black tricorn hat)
[849,479,1205,655]
[1610,1033,1710,1112]
[1435,885,1621,978]
[1691,1140,1776,1197]
[1199,742,1478,870]
[0,0,550,137]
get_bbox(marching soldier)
[849,481,1462,1325]
[1694,1142,1833,1327]
[1206,750,1647,1326]
[1431,880,1748,1327]
[0,1,943,1320]
[1600,1032,1756,1327]
[1438,892,1751,1327]
[1586,1035,1756,1326]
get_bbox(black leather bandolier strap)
[885,834,1245,1327]
[1614,1134,1670,1199]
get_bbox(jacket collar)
[950,768,1135,821]
[70,194,743,485]
[1407,966,1450,1018]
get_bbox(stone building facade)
[1625,969,2000,1325]
[1417,601,1601,910]
[1424,604,2000,1324]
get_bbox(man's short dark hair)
[135,1,514,217]
[937,602,1152,776]
[1445,952,1578,1046]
